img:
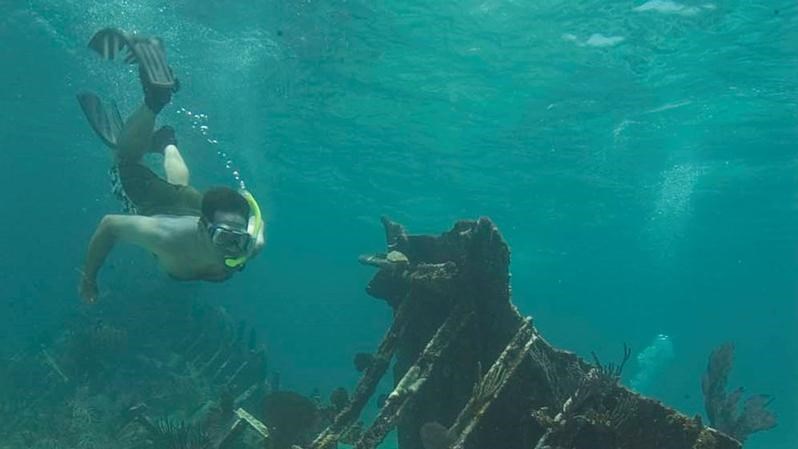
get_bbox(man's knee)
[164,145,190,186]
[166,165,190,186]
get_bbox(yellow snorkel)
[224,190,263,269]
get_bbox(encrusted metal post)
[217,408,270,449]
[309,293,414,449]
[353,303,474,449]
[449,318,536,449]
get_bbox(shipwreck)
[0,217,776,449]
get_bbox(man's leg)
[164,144,190,186]
[148,125,190,186]
[115,62,176,163]
[115,104,156,163]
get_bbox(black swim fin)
[76,92,124,149]
[87,27,177,90]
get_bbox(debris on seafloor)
[0,294,341,449]
[303,216,754,449]
[702,342,777,444]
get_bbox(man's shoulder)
[149,214,201,232]
[149,213,200,222]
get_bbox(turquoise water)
[1,0,796,448]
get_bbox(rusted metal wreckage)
[122,302,274,448]
[304,216,741,449]
[28,295,274,448]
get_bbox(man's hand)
[79,273,99,304]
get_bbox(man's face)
[207,211,250,257]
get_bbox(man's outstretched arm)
[80,214,164,303]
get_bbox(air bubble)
[179,107,247,189]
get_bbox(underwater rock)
[263,391,321,449]
[630,333,674,393]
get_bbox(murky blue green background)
[1,1,795,447]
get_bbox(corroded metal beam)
[353,303,474,449]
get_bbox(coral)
[591,343,631,381]
[0,296,272,449]
[472,361,505,404]
[694,428,718,449]
[60,322,129,384]
[702,342,777,443]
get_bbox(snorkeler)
[76,28,265,304]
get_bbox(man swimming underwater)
[76,28,265,304]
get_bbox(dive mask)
[208,223,251,253]
[209,190,264,270]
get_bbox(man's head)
[201,187,251,256]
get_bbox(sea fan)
[70,402,97,429]
[30,437,64,449]
[151,419,211,449]
[702,343,777,442]
[77,432,100,449]
[68,387,100,431]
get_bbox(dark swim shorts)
[110,163,202,217]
